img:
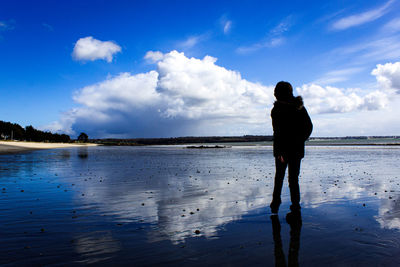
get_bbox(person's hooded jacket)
[271,96,313,159]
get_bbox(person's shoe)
[270,201,280,214]
[270,206,278,214]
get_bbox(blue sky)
[1,0,400,138]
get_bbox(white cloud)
[72,36,121,63]
[270,16,292,35]
[361,36,400,61]
[50,50,274,137]
[297,62,400,136]
[269,37,284,47]
[144,51,164,63]
[298,83,388,114]
[179,34,209,49]
[310,96,400,136]
[326,35,400,66]
[372,61,400,93]
[313,67,364,85]
[332,0,394,30]
[45,71,159,135]
[236,37,285,54]
[49,52,400,138]
[155,51,273,121]
[44,110,77,135]
[236,17,290,54]
[182,37,199,48]
[219,15,232,35]
[382,18,400,33]
[223,20,232,34]
[73,71,160,110]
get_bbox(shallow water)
[1,146,400,266]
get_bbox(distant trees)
[0,121,25,140]
[0,120,71,143]
[77,132,89,143]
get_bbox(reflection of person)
[287,218,301,267]
[271,214,302,267]
[270,81,313,215]
[271,215,286,267]
[78,147,88,159]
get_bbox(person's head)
[274,81,293,101]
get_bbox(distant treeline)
[0,120,70,143]
[93,135,274,146]
[309,136,400,140]
[92,135,400,146]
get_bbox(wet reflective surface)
[1,146,400,266]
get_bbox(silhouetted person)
[270,81,312,215]
[271,214,302,267]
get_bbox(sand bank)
[0,141,98,154]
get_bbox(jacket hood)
[274,96,304,110]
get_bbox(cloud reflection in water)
[66,146,275,244]
[55,146,400,243]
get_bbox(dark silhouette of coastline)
[0,120,70,143]
[92,135,273,146]
[91,136,400,146]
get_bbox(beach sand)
[0,141,97,154]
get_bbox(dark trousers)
[271,157,301,211]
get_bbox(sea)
[1,144,400,266]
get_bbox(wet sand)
[0,141,97,154]
[1,145,400,265]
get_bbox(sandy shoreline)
[0,141,98,154]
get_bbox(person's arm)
[302,108,313,141]
[272,108,285,161]
[277,155,285,163]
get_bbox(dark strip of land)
[91,135,400,146]
[92,135,273,146]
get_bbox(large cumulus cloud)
[372,62,400,93]
[297,84,388,114]
[50,51,274,137]
[155,51,271,121]
[48,51,399,137]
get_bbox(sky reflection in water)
[1,146,400,265]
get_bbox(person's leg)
[271,157,287,213]
[288,157,301,212]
